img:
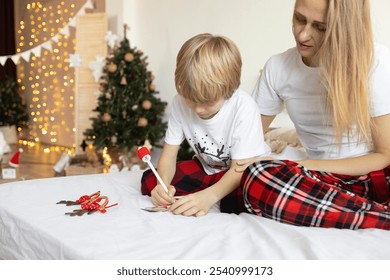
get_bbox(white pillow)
[0,125,17,145]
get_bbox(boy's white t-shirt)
[165,89,269,175]
[253,44,390,160]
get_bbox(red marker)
[137,146,169,193]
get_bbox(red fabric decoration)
[56,191,118,216]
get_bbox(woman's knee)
[240,160,300,209]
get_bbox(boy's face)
[184,97,225,120]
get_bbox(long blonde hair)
[318,0,374,143]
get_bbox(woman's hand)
[169,189,216,217]
[151,184,176,206]
[235,156,275,172]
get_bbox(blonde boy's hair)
[175,33,242,104]
[319,0,374,143]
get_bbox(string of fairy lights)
[15,1,89,154]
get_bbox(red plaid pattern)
[141,158,248,214]
[241,160,390,229]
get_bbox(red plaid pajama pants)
[141,159,248,214]
[240,160,390,229]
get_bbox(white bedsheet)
[0,170,389,260]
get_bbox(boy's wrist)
[203,186,223,205]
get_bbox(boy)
[141,33,269,216]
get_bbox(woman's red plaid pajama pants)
[141,159,248,214]
[240,160,390,229]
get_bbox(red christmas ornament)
[9,148,23,168]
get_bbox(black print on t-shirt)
[189,133,231,170]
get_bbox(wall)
[106,0,390,104]
[105,0,123,35]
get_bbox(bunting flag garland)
[0,57,7,65]
[0,0,94,67]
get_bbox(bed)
[0,167,389,260]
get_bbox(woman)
[238,0,390,229]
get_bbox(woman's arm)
[169,159,243,216]
[297,114,390,175]
[237,114,390,175]
[261,114,276,133]
[235,114,276,171]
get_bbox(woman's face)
[292,0,328,67]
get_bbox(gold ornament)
[149,74,155,81]
[124,52,134,62]
[102,113,111,122]
[99,78,107,84]
[142,100,152,110]
[107,63,118,73]
[98,84,106,92]
[149,84,156,92]
[137,117,148,127]
[121,76,127,85]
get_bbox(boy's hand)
[151,184,176,206]
[169,189,216,217]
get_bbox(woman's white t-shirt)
[253,44,390,160]
[165,89,269,174]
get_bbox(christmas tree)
[0,77,29,128]
[84,26,167,153]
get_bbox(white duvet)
[0,170,389,260]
